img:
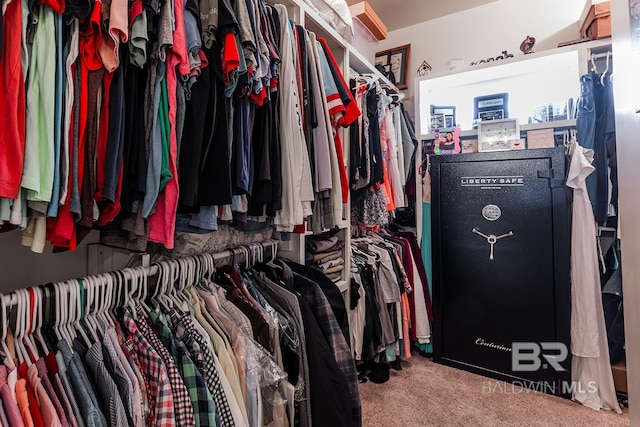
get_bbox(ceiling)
[346,0,500,31]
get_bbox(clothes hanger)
[600,51,611,86]
[53,281,64,343]
[133,267,151,313]
[92,273,108,332]
[168,259,186,309]
[38,284,52,350]
[14,288,31,365]
[122,268,139,316]
[95,273,110,331]
[73,279,92,348]
[81,276,97,342]
[85,275,106,342]
[32,287,49,354]
[0,294,12,360]
[156,262,175,312]
[20,288,36,363]
[103,272,116,328]
[590,53,598,73]
[106,271,121,321]
[64,280,78,345]
[11,291,23,364]
[180,257,196,308]
[24,288,41,360]
[57,280,73,345]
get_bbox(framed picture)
[375,44,411,90]
[461,139,479,154]
[430,105,456,132]
[472,92,509,128]
[478,118,521,152]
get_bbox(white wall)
[0,231,100,294]
[610,0,640,420]
[378,0,590,118]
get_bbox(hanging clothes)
[0,0,358,252]
[566,140,621,414]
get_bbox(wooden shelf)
[422,119,577,140]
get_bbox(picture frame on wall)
[375,44,410,90]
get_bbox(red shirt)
[317,37,360,127]
[18,362,45,427]
[221,32,240,85]
[0,0,26,199]
[148,0,189,249]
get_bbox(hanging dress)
[567,141,621,413]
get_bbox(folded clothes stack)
[306,234,345,283]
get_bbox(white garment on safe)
[567,141,621,413]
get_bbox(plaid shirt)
[167,309,236,427]
[281,263,363,427]
[116,323,150,425]
[134,305,195,427]
[122,310,176,427]
[150,311,219,427]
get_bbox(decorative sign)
[527,128,555,149]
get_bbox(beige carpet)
[359,355,629,426]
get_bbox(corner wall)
[378,0,589,118]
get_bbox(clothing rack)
[591,50,613,61]
[350,73,405,101]
[0,239,280,308]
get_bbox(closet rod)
[1,239,280,307]
[591,51,612,60]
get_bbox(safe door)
[430,148,570,394]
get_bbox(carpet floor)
[359,355,629,426]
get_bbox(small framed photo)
[461,139,478,153]
[478,118,520,152]
[473,92,509,128]
[430,105,456,132]
[375,44,411,90]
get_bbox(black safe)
[430,147,571,396]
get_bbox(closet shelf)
[422,119,577,140]
[348,46,397,90]
[270,0,400,93]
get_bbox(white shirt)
[567,141,621,413]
